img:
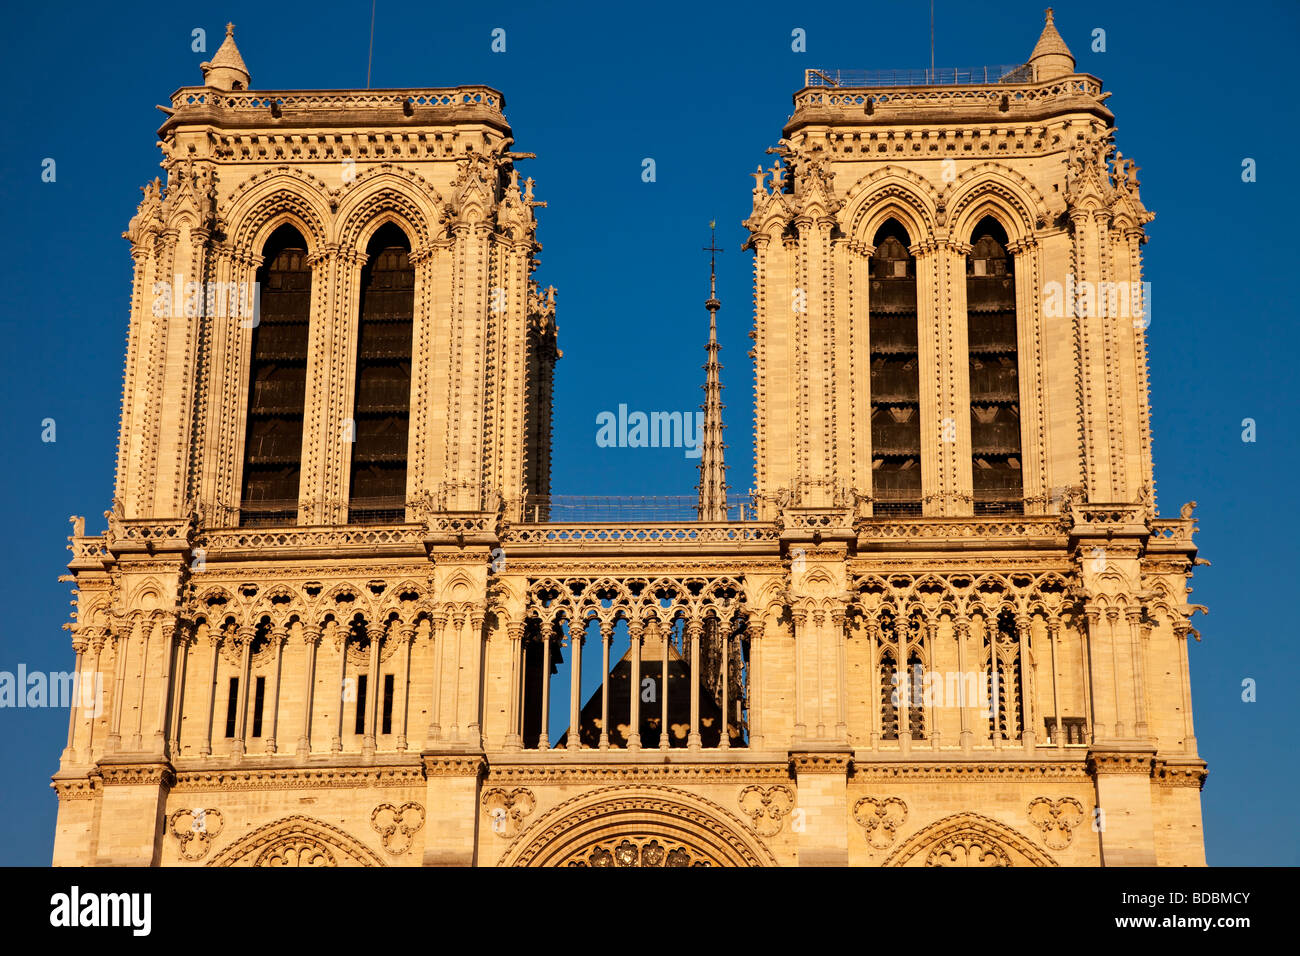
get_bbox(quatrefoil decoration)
[738,785,795,836]
[168,807,224,861]
[853,796,908,849]
[370,802,425,855]
[481,787,537,839]
[1027,797,1084,849]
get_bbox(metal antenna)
[930,0,935,80]
[366,0,377,89]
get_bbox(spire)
[1028,8,1075,81]
[697,222,729,522]
[200,22,251,91]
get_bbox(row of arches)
[240,222,414,526]
[869,215,1023,514]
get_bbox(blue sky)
[0,0,1296,865]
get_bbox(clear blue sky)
[0,0,1295,865]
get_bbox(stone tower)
[54,12,1206,867]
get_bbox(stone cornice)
[1152,758,1208,790]
[790,751,854,774]
[173,765,424,792]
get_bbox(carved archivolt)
[168,807,224,861]
[206,814,386,867]
[370,802,425,854]
[737,785,795,836]
[852,796,908,849]
[497,786,776,868]
[882,813,1056,867]
[1026,796,1085,849]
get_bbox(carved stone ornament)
[168,807,224,861]
[481,787,536,838]
[370,802,425,854]
[852,796,908,849]
[1026,796,1085,850]
[737,784,795,836]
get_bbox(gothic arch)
[227,171,333,257]
[335,168,439,254]
[206,814,386,867]
[497,786,777,867]
[841,167,939,246]
[882,812,1057,867]
[944,163,1045,246]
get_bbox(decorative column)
[265,626,287,754]
[599,621,613,750]
[834,611,848,743]
[331,623,346,753]
[657,619,670,751]
[1017,615,1036,750]
[297,624,320,756]
[567,617,584,751]
[746,621,763,750]
[1047,618,1063,751]
[151,619,176,754]
[449,614,464,742]
[426,613,446,745]
[80,631,107,763]
[167,625,192,758]
[1173,622,1198,754]
[1083,607,1103,740]
[897,617,910,755]
[792,609,808,739]
[200,625,220,758]
[627,621,642,751]
[232,625,254,757]
[396,623,415,751]
[107,617,133,752]
[687,619,702,751]
[61,635,88,765]
[362,621,383,756]
[130,615,154,752]
[1127,609,1149,739]
[505,622,524,751]
[955,618,972,752]
[1107,609,1125,738]
[538,622,553,750]
[466,612,485,746]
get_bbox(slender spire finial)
[698,222,728,522]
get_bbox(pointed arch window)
[966,217,1023,514]
[348,223,414,524]
[239,224,311,527]
[869,221,921,516]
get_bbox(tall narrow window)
[240,225,311,527]
[251,675,266,737]
[349,223,414,524]
[966,217,1023,514]
[224,678,239,738]
[354,674,369,735]
[869,221,921,515]
[382,674,395,735]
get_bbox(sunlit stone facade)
[52,13,1206,867]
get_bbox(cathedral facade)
[52,12,1207,867]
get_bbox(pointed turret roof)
[1028,8,1075,80]
[201,23,251,91]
